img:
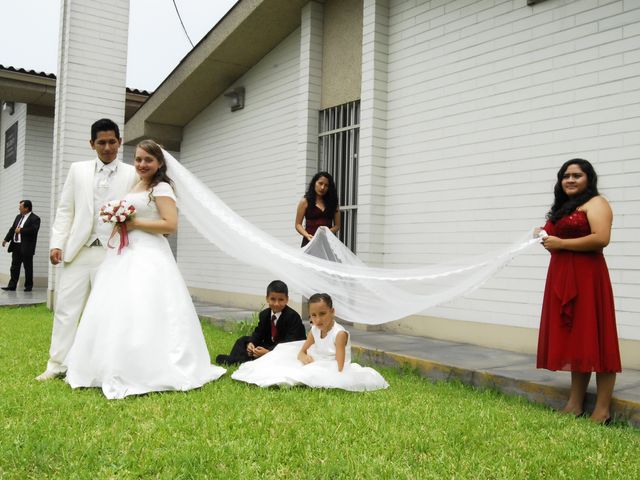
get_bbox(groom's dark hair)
[267,280,288,297]
[91,118,120,141]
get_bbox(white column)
[296,1,324,190]
[357,0,388,266]
[48,0,130,305]
[295,1,324,315]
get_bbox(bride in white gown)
[64,140,226,399]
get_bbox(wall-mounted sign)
[4,121,18,168]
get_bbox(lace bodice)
[544,210,591,239]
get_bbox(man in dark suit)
[216,280,306,365]
[2,200,41,291]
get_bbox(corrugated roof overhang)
[0,65,149,121]
[124,0,312,151]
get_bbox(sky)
[0,0,238,91]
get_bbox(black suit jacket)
[250,305,306,350]
[4,213,40,256]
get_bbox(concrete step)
[197,302,640,427]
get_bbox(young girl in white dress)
[64,140,226,399]
[231,293,388,391]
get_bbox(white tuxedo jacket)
[49,159,138,263]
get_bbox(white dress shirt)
[86,158,121,247]
[13,211,31,243]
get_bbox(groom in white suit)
[37,119,138,380]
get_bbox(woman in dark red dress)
[537,159,620,424]
[295,172,340,247]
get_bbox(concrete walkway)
[3,289,638,426]
[0,287,48,307]
[194,301,640,427]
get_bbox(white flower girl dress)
[232,321,388,392]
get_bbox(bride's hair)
[137,139,175,203]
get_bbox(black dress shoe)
[216,354,230,365]
[1,286,16,291]
[24,287,32,292]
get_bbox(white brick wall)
[24,114,54,281]
[382,0,640,339]
[50,0,130,292]
[0,104,26,283]
[297,2,324,192]
[53,0,129,177]
[177,29,303,299]
[359,0,390,265]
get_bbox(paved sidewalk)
[0,287,48,307]
[194,300,640,427]
[3,289,638,426]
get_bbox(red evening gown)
[301,204,333,247]
[537,210,621,373]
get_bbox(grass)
[1,304,639,479]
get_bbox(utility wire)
[172,0,195,48]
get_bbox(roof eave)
[124,0,310,149]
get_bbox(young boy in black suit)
[216,280,306,365]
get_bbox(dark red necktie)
[271,314,277,341]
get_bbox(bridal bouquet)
[99,200,136,254]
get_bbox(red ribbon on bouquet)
[107,223,130,255]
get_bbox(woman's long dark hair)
[137,139,174,203]
[547,158,599,222]
[304,171,339,219]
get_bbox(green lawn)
[1,305,639,479]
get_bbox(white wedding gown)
[231,322,389,392]
[64,182,226,399]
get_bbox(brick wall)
[381,0,640,339]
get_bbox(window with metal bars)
[318,100,359,252]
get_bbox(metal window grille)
[318,100,359,252]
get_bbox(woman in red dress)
[537,159,621,424]
[295,172,340,247]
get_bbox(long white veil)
[163,150,540,325]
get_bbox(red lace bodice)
[544,210,591,239]
[301,204,334,247]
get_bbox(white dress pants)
[46,246,106,374]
